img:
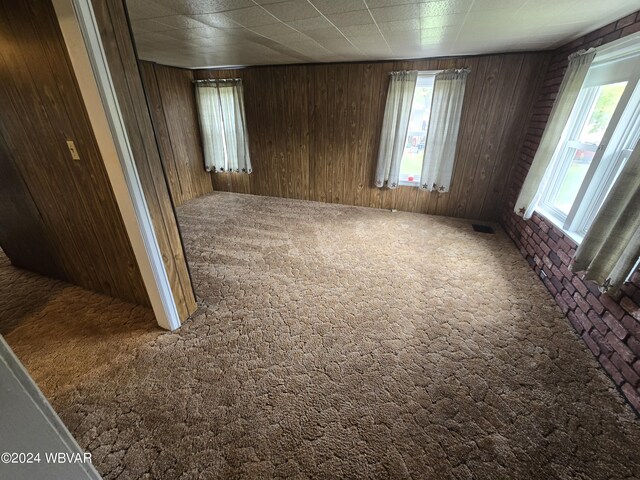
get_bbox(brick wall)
[501,11,640,414]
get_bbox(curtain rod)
[387,68,469,76]
[193,78,241,83]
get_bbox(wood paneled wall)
[0,0,149,305]
[139,62,212,206]
[92,0,197,320]
[185,53,550,221]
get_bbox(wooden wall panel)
[0,0,148,305]
[139,62,212,206]
[92,0,196,319]
[185,53,550,220]
[0,131,60,278]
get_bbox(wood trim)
[91,0,196,319]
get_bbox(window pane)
[551,148,594,215]
[399,81,434,184]
[577,82,626,145]
[547,81,626,216]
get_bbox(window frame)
[536,33,640,244]
[397,70,440,187]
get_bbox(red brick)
[602,30,623,45]
[591,330,613,357]
[600,354,624,385]
[616,12,637,29]
[555,293,569,314]
[587,293,605,315]
[585,281,602,297]
[621,22,640,37]
[572,277,588,297]
[551,265,564,280]
[562,278,576,295]
[621,315,640,339]
[611,352,640,387]
[557,238,574,252]
[606,332,636,364]
[634,359,640,376]
[550,275,563,294]
[588,310,608,336]
[567,311,584,334]
[575,309,592,333]
[602,312,628,340]
[573,292,590,314]
[621,296,640,320]
[621,383,640,413]
[543,277,557,296]
[561,290,577,311]
[600,293,626,319]
[628,337,640,358]
[582,332,600,356]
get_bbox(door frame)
[52,0,181,330]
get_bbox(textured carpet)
[1,191,640,480]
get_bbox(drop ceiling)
[126,0,640,69]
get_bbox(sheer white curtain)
[514,49,596,218]
[571,143,640,293]
[195,79,252,174]
[419,68,469,192]
[375,71,418,189]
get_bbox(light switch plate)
[66,140,80,160]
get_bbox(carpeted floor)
[1,191,639,479]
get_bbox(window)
[536,35,640,242]
[194,79,252,174]
[398,72,436,186]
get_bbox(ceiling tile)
[302,27,345,41]
[268,31,320,44]
[338,23,381,37]
[420,14,466,29]
[130,19,176,33]
[287,16,334,31]
[151,0,254,15]
[190,13,243,29]
[127,0,640,68]
[470,0,527,12]
[125,0,178,20]
[420,1,472,18]
[378,19,421,33]
[247,22,298,37]
[263,0,319,22]
[162,26,233,40]
[152,15,210,30]
[309,0,366,15]
[222,6,280,27]
[369,4,421,24]
[325,10,374,27]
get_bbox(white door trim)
[52,0,181,331]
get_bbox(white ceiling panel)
[126,0,640,68]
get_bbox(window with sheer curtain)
[194,79,252,174]
[375,69,469,191]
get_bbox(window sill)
[398,181,421,187]
[535,207,583,246]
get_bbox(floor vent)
[472,224,495,234]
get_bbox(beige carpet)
[1,191,639,480]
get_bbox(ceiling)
[126,0,640,69]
